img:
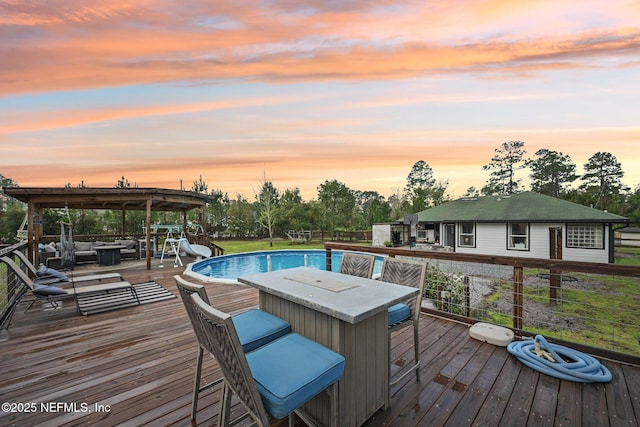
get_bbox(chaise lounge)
[1,256,139,316]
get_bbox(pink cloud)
[1,1,639,96]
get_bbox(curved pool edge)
[184,249,386,283]
[184,261,244,284]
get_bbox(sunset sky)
[1,0,639,200]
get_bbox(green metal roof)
[414,192,630,223]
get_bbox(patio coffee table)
[95,245,125,266]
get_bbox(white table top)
[238,266,419,323]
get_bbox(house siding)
[449,222,611,263]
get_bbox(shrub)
[423,265,467,315]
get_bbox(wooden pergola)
[3,187,212,270]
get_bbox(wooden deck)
[1,260,639,427]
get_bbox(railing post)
[464,276,470,317]
[513,266,523,330]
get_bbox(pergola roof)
[4,187,212,211]
[3,187,212,269]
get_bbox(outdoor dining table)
[238,266,419,427]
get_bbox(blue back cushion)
[36,265,70,283]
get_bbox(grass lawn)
[615,246,640,266]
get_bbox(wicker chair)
[339,252,376,278]
[190,292,345,426]
[174,275,291,422]
[379,257,427,407]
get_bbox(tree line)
[1,141,639,243]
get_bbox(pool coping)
[184,249,385,284]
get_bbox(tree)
[354,190,392,229]
[317,179,355,238]
[482,140,526,195]
[430,179,450,206]
[227,194,255,238]
[404,160,436,212]
[116,176,132,188]
[0,172,18,189]
[463,186,480,197]
[0,201,26,243]
[622,185,640,225]
[579,152,628,211]
[191,175,209,194]
[255,176,280,246]
[207,189,230,238]
[0,172,19,213]
[277,188,315,232]
[388,188,411,220]
[526,149,578,197]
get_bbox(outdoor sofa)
[40,239,139,266]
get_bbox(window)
[458,223,475,247]
[567,224,604,249]
[507,223,529,250]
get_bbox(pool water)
[187,249,383,282]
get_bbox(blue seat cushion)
[388,303,410,326]
[233,308,291,353]
[246,333,345,420]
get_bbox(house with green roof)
[372,192,629,263]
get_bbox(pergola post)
[121,209,126,239]
[27,201,35,263]
[146,198,152,270]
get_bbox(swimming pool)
[185,249,383,283]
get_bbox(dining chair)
[190,292,345,427]
[174,275,291,421]
[379,257,427,407]
[339,252,376,278]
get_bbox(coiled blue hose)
[507,335,612,383]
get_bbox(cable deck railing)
[324,242,640,365]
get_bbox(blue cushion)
[246,333,345,419]
[36,265,69,283]
[388,303,410,326]
[233,308,291,353]
[33,283,68,296]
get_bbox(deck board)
[1,260,638,427]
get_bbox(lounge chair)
[11,250,123,286]
[339,252,376,278]
[1,256,139,315]
[174,275,291,421]
[189,292,345,426]
[379,257,427,408]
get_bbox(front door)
[549,227,563,260]
[444,224,455,249]
[549,227,563,305]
